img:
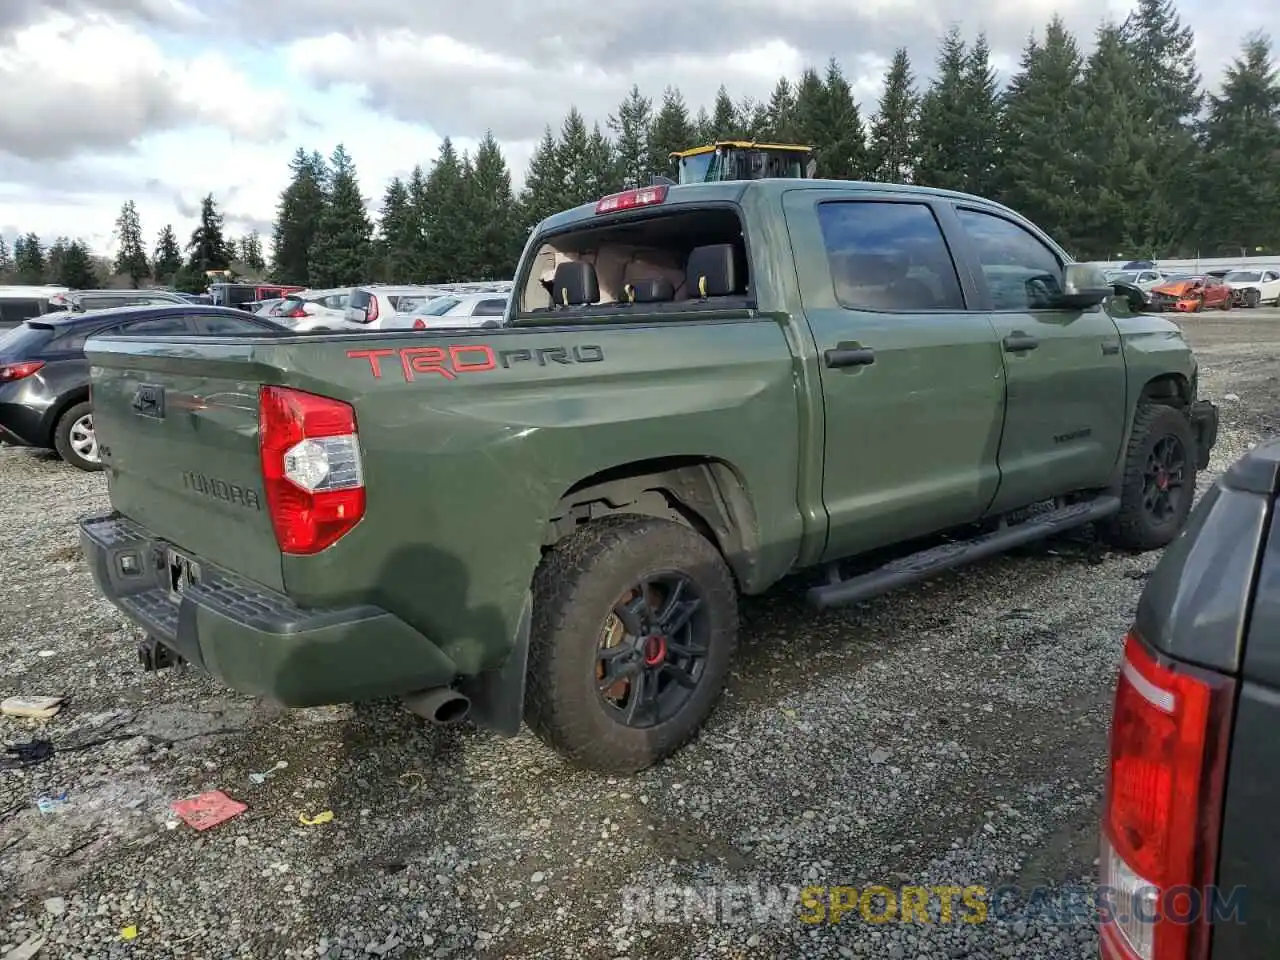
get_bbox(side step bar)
[807,496,1121,610]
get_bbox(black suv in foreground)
[1099,438,1280,959]
[0,304,286,470]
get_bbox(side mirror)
[1055,263,1112,309]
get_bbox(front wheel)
[53,401,104,472]
[1245,289,1261,308]
[525,515,739,773]
[1100,403,1197,551]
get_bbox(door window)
[0,298,46,323]
[816,201,965,311]
[118,316,191,335]
[955,209,1064,310]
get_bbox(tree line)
[0,197,266,293]
[2,0,1277,293]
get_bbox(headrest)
[829,251,908,286]
[686,243,745,298]
[624,278,675,303]
[552,261,600,307]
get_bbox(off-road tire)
[53,401,103,472]
[1101,403,1197,551]
[524,515,738,773]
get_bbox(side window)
[193,314,273,336]
[815,201,965,311]
[955,208,1064,310]
[473,299,507,316]
[1264,272,1278,283]
[118,316,191,335]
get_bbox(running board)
[806,496,1121,610]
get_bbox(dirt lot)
[2,311,1277,960]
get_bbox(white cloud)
[0,12,292,160]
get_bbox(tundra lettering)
[181,471,261,510]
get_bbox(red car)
[1149,275,1233,312]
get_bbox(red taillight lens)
[366,297,379,324]
[1099,629,1234,960]
[596,185,667,214]
[258,386,365,554]
[0,360,45,382]
[413,318,426,330]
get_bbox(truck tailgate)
[88,337,284,591]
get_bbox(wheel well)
[546,456,760,588]
[1139,374,1190,410]
[43,389,90,446]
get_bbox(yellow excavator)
[665,141,817,185]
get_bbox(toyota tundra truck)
[79,179,1219,773]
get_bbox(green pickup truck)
[80,179,1219,773]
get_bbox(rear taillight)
[0,360,45,382]
[413,318,427,330]
[258,386,365,554]
[366,297,379,324]
[286,306,306,318]
[1099,629,1234,960]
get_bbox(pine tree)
[404,164,431,277]
[868,48,920,183]
[271,148,328,285]
[308,144,372,288]
[1121,0,1202,253]
[648,87,696,180]
[467,133,522,280]
[763,78,799,142]
[710,86,740,139]
[609,86,654,188]
[1074,23,1150,258]
[559,108,599,206]
[692,106,712,144]
[14,233,45,284]
[1196,33,1280,255]
[46,238,68,285]
[583,122,621,200]
[916,28,973,191]
[372,177,417,282]
[814,58,869,180]
[57,241,98,289]
[792,68,828,156]
[999,17,1086,247]
[519,126,568,231]
[737,96,769,139]
[152,225,182,284]
[113,200,149,287]
[960,34,1004,197]
[421,138,468,282]
[0,235,10,279]
[239,232,266,272]
[185,194,232,276]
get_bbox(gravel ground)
[2,310,1278,960]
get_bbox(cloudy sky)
[0,0,1265,261]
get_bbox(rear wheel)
[1101,403,1197,551]
[525,515,738,773]
[53,401,103,472]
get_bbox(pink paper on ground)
[171,790,247,830]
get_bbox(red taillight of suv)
[0,360,45,382]
[366,296,379,324]
[258,386,365,554]
[1099,629,1234,960]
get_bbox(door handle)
[1003,332,1039,352]
[824,347,876,368]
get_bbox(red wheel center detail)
[643,635,667,666]
[1156,470,1169,491]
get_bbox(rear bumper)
[1190,400,1219,470]
[0,383,47,447]
[79,512,460,706]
